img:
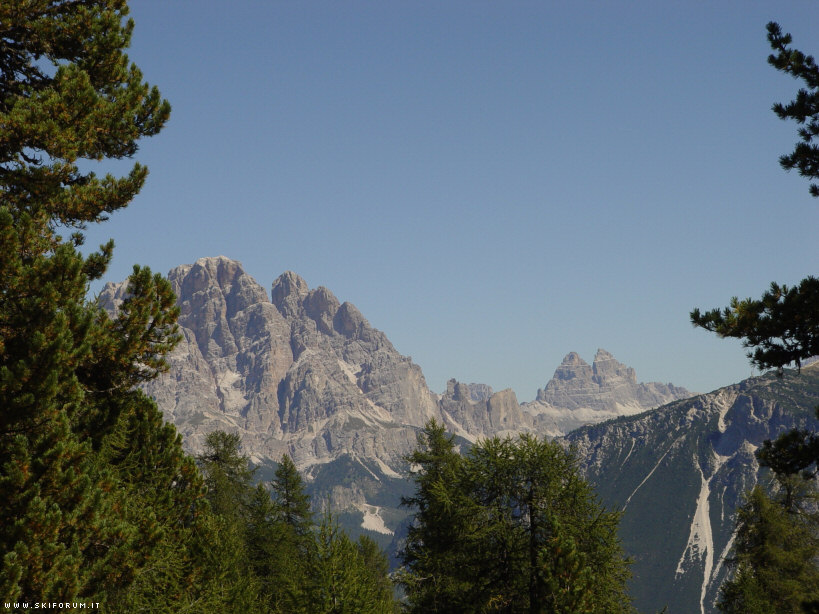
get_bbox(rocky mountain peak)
[444,378,472,402]
[528,350,691,434]
[467,383,494,402]
[271,271,309,316]
[440,379,534,440]
[333,302,366,338]
[303,286,341,335]
[122,257,441,468]
[545,352,593,387]
[592,348,637,385]
[172,256,265,303]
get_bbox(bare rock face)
[524,349,691,435]
[100,257,441,475]
[439,379,534,440]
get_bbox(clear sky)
[85,1,819,401]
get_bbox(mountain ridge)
[99,255,689,470]
[565,364,819,614]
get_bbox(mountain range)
[98,256,688,468]
[100,256,819,613]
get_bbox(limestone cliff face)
[439,379,533,440]
[100,256,438,473]
[101,259,691,465]
[524,349,691,435]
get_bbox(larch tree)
[272,453,314,539]
[398,419,480,613]
[399,421,633,614]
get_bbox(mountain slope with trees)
[566,364,819,614]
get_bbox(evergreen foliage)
[717,484,819,614]
[196,434,398,614]
[692,22,819,614]
[0,0,179,603]
[690,276,819,376]
[690,22,819,380]
[399,420,633,614]
[766,22,819,198]
[272,453,314,539]
[308,512,398,614]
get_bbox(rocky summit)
[523,349,691,436]
[99,257,687,467]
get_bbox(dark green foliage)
[0,0,181,603]
[757,426,819,484]
[690,22,819,376]
[308,513,398,614]
[766,22,819,198]
[399,419,477,612]
[399,420,633,614]
[717,484,819,614]
[198,431,256,519]
[196,436,399,614]
[690,277,819,376]
[0,0,170,226]
[272,454,313,538]
[0,1,399,609]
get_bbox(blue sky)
[86,1,819,400]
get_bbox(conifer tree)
[264,453,315,613]
[193,430,267,612]
[198,431,255,519]
[308,512,397,614]
[0,0,177,602]
[272,453,314,538]
[717,484,819,613]
[692,24,819,612]
[399,419,479,612]
[399,421,632,614]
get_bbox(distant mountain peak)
[271,270,309,311]
[527,349,690,435]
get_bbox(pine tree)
[93,393,213,610]
[0,0,176,602]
